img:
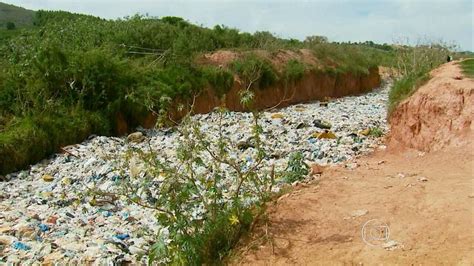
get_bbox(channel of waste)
[0,83,390,264]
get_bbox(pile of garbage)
[0,84,389,264]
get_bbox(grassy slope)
[0,8,394,175]
[0,2,34,27]
[460,58,474,78]
[0,2,35,42]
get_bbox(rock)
[351,209,368,217]
[42,175,54,182]
[127,132,145,143]
[418,176,428,182]
[345,162,358,170]
[310,163,324,175]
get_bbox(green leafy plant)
[368,127,384,137]
[231,54,278,91]
[282,151,309,183]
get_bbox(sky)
[3,0,473,51]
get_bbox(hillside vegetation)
[460,58,474,78]
[0,2,34,27]
[0,9,396,174]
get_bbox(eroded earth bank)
[233,61,473,265]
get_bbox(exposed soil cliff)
[389,61,474,152]
[134,50,381,129]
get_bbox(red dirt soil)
[389,61,474,152]
[231,62,474,265]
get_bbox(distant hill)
[0,2,35,28]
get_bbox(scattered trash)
[383,240,401,251]
[46,216,58,225]
[359,128,371,136]
[351,209,368,217]
[39,224,49,232]
[313,119,331,129]
[296,122,307,129]
[114,234,130,241]
[42,175,54,182]
[12,241,31,251]
[0,84,390,264]
[271,113,284,119]
[313,130,337,139]
[396,173,406,178]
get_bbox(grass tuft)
[460,58,474,78]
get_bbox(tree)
[6,22,16,30]
[304,35,328,45]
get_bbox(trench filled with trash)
[0,83,390,264]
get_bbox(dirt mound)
[389,61,474,152]
[198,49,320,70]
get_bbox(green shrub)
[283,59,306,83]
[0,9,394,175]
[6,22,15,30]
[368,127,384,137]
[0,109,109,174]
[201,66,234,98]
[283,151,309,183]
[388,43,452,112]
[460,58,474,78]
[231,54,277,90]
[388,72,430,112]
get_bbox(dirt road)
[233,62,474,265]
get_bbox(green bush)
[6,22,15,30]
[201,66,234,98]
[460,58,474,78]
[388,72,430,112]
[0,10,393,174]
[283,151,309,183]
[231,54,277,90]
[283,59,306,83]
[0,109,109,174]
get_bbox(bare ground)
[232,62,474,265]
